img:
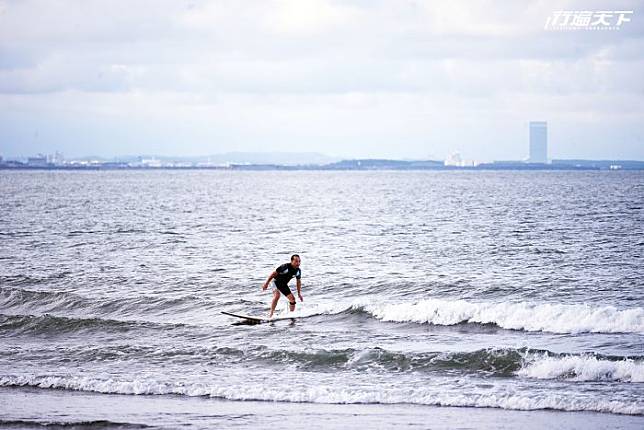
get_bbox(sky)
[0,0,643,161]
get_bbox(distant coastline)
[1,158,643,171]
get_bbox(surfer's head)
[291,254,301,268]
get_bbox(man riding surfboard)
[262,254,303,318]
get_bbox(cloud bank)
[0,0,642,160]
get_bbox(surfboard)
[221,311,297,323]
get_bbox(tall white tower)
[529,121,548,163]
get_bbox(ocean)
[1,170,643,429]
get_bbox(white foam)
[350,299,644,334]
[518,354,644,382]
[1,375,641,415]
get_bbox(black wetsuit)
[273,263,301,296]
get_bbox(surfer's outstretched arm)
[262,271,277,290]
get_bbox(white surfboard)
[221,311,297,323]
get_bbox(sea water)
[1,170,642,428]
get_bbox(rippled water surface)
[1,170,643,428]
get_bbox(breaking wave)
[1,373,641,415]
[5,287,643,335]
[2,345,642,381]
[345,299,644,334]
[518,353,644,382]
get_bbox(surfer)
[262,254,303,318]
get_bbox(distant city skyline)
[5,148,643,168]
[1,1,643,161]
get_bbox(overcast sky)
[1,0,643,161]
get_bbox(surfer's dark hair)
[291,254,300,261]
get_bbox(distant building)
[529,121,548,163]
[48,151,64,165]
[444,152,479,167]
[444,152,463,166]
[27,154,48,167]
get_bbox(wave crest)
[1,374,641,415]
[351,299,644,334]
[518,354,644,382]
